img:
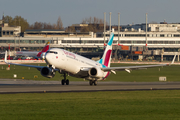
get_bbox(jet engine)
[40,67,55,78]
[88,67,104,78]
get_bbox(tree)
[4,15,29,32]
[79,17,105,32]
[33,22,43,29]
[56,16,63,30]
[4,16,13,25]
[29,16,64,30]
[66,26,76,32]
[80,26,89,32]
[3,15,66,32]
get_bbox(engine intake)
[90,68,97,75]
[40,67,55,78]
[88,67,104,78]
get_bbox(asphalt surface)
[0,79,180,93]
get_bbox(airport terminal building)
[0,20,21,37]
[1,22,180,61]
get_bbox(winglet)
[46,42,50,45]
[170,54,176,65]
[4,51,8,64]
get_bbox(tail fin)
[36,42,50,57]
[97,33,114,67]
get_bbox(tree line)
[3,15,106,33]
[67,17,106,33]
[28,17,64,30]
[4,16,29,32]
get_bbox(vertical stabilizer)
[36,42,50,57]
[98,33,114,67]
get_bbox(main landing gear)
[89,80,97,86]
[61,73,69,85]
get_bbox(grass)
[0,63,180,119]
[0,64,180,82]
[0,90,180,120]
[106,63,180,82]
[0,63,180,82]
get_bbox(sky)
[1,0,180,28]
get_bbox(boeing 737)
[5,33,171,86]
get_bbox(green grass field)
[0,63,180,82]
[1,63,180,119]
[0,90,180,120]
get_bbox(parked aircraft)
[15,42,50,58]
[5,33,171,86]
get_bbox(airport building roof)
[25,29,65,33]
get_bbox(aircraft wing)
[5,52,44,71]
[5,51,46,71]
[102,54,176,73]
[101,64,168,72]
[5,51,60,72]
[5,61,43,70]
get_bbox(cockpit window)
[46,51,58,54]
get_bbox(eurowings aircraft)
[15,42,50,58]
[5,33,170,86]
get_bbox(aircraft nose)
[45,53,51,63]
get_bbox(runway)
[0,79,180,93]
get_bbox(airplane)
[4,33,172,86]
[15,42,50,59]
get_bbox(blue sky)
[1,0,180,27]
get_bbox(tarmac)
[0,79,180,94]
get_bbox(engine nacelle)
[40,67,55,78]
[88,67,104,78]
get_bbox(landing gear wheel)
[61,73,70,85]
[61,79,65,85]
[89,80,93,86]
[66,79,69,85]
[94,81,97,86]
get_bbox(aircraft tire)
[89,80,93,86]
[94,81,97,86]
[61,79,65,85]
[66,79,69,85]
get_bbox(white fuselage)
[16,51,39,57]
[45,48,108,80]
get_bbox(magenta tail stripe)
[104,50,112,67]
